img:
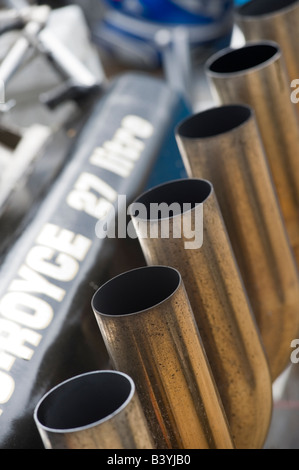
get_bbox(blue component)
[94,1,234,68]
[104,0,234,24]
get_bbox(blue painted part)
[234,0,251,5]
[93,1,234,68]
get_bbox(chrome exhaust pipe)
[92,265,234,449]
[205,41,299,268]
[129,179,272,449]
[175,104,299,381]
[34,370,154,449]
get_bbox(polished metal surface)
[205,41,299,268]
[129,179,272,449]
[235,0,299,108]
[34,370,154,449]
[175,104,299,381]
[92,265,234,449]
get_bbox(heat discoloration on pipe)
[92,265,234,449]
[175,105,299,381]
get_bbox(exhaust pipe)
[34,370,154,449]
[92,265,234,450]
[129,179,272,449]
[205,41,299,267]
[235,0,299,114]
[175,104,299,381]
[0,72,189,449]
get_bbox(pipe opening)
[92,266,181,316]
[237,0,298,16]
[177,105,252,139]
[132,179,212,220]
[207,43,279,74]
[35,371,133,431]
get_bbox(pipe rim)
[34,370,135,434]
[176,104,253,140]
[92,265,182,318]
[205,40,281,78]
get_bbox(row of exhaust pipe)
[33,0,299,449]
